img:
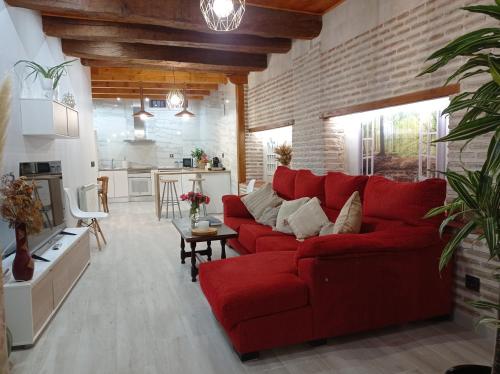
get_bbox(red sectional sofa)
[199,167,453,360]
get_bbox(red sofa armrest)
[222,194,252,219]
[296,226,453,339]
[296,226,444,260]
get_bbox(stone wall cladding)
[246,0,497,322]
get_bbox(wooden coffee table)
[172,218,238,282]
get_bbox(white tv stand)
[2,228,90,347]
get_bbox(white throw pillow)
[287,197,329,240]
[241,183,283,220]
[275,197,310,234]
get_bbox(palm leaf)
[469,300,500,311]
[464,5,500,20]
[439,220,477,271]
[436,115,500,142]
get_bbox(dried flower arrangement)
[0,175,43,234]
[274,143,293,166]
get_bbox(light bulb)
[213,0,233,18]
[139,113,148,121]
[170,94,181,106]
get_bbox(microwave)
[19,161,62,176]
[182,158,193,168]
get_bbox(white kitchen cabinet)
[21,99,79,138]
[113,170,129,198]
[203,173,231,214]
[98,170,128,201]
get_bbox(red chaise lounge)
[199,167,452,360]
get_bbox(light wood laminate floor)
[10,202,494,374]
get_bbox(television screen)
[1,161,66,258]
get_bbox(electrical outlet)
[90,161,95,167]
[170,154,174,158]
[465,274,480,292]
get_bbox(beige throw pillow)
[287,197,330,240]
[241,183,283,220]
[321,191,362,235]
[256,206,281,227]
[275,197,310,234]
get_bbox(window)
[254,126,293,182]
[338,98,448,182]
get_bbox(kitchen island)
[153,169,231,219]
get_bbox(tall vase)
[12,223,34,281]
[190,204,200,228]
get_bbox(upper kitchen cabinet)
[20,99,79,138]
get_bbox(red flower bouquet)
[180,191,210,227]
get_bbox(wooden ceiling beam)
[6,0,321,39]
[43,17,291,54]
[63,40,267,72]
[92,88,211,96]
[81,58,247,74]
[90,67,228,84]
[92,93,204,100]
[91,81,219,90]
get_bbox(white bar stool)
[160,179,182,220]
[189,177,207,216]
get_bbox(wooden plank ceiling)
[6,0,342,101]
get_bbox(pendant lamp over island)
[132,85,154,121]
[175,89,195,118]
[200,0,245,32]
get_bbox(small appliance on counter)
[183,158,193,168]
[209,157,225,171]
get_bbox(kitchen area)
[93,83,238,216]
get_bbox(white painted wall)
[0,2,97,248]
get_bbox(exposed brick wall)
[246,0,497,325]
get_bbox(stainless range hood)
[124,106,156,144]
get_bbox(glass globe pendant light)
[200,0,245,32]
[166,69,185,109]
[175,89,195,119]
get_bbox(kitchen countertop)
[154,168,230,174]
[98,168,128,171]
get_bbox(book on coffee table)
[200,216,222,226]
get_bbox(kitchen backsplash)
[93,85,238,191]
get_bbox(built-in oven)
[128,170,152,196]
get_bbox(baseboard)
[453,309,496,343]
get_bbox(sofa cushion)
[325,172,369,210]
[275,197,310,234]
[294,170,325,202]
[256,206,280,227]
[199,252,308,330]
[363,176,446,226]
[256,235,300,253]
[239,224,286,253]
[241,183,283,220]
[288,197,330,240]
[273,166,297,200]
[224,217,259,233]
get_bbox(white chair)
[64,188,108,250]
[246,179,256,194]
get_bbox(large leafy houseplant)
[419,1,500,373]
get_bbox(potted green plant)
[14,59,77,100]
[191,148,207,169]
[419,2,500,373]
